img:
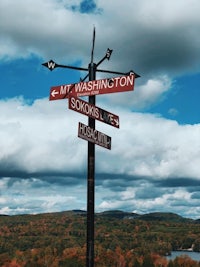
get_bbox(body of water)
[166,251,200,261]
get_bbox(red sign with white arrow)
[78,122,111,150]
[69,96,119,128]
[49,74,135,100]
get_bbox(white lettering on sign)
[78,122,111,150]
[69,96,120,128]
[70,97,99,118]
[74,75,134,96]
[49,74,135,100]
[60,84,73,95]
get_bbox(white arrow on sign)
[51,89,59,98]
[114,118,119,127]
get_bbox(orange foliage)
[2,259,21,267]
[151,253,168,267]
[174,255,200,267]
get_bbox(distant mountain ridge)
[1,210,198,223]
[97,210,195,223]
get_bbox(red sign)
[78,122,111,150]
[49,74,135,100]
[69,96,119,128]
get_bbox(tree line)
[0,211,200,266]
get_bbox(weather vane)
[42,27,140,267]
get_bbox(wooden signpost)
[42,29,139,267]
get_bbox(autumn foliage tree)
[0,211,200,266]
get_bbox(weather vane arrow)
[42,59,89,72]
[42,57,140,78]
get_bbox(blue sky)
[149,73,200,125]
[0,0,200,219]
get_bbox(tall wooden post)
[86,62,96,267]
[42,32,139,267]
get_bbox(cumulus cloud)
[0,97,88,176]
[0,177,87,215]
[0,0,94,61]
[100,75,172,109]
[96,181,200,219]
[1,0,200,77]
[1,97,200,180]
[1,0,200,114]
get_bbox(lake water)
[166,251,200,261]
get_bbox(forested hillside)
[0,210,200,266]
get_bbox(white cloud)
[100,75,172,109]
[0,97,87,174]
[1,0,200,76]
[0,177,87,215]
[0,0,95,61]
[168,108,179,116]
[1,97,200,180]
[97,186,200,219]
